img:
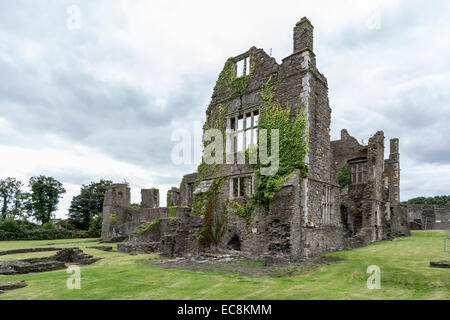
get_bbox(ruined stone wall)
[101,183,206,255]
[101,184,131,241]
[141,189,159,208]
[435,204,450,230]
[102,185,170,242]
[331,130,409,246]
[405,203,450,230]
[167,187,181,207]
[180,173,197,207]
[366,131,386,241]
[331,129,367,171]
[212,172,305,259]
[384,139,400,204]
[101,17,410,260]
[198,17,347,259]
[125,208,203,257]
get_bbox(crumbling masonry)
[405,203,450,230]
[101,18,410,259]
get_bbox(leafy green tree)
[7,191,32,220]
[29,176,66,224]
[68,180,112,230]
[337,163,351,189]
[88,214,103,234]
[42,221,57,230]
[406,195,450,207]
[0,177,25,220]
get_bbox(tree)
[68,180,112,230]
[337,163,351,189]
[7,191,32,220]
[406,195,450,207]
[0,178,24,220]
[29,176,66,224]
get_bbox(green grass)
[0,231,448,300]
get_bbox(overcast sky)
[0,0,449,218]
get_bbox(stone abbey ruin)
[405,203,450,231]
[101,17,412,260]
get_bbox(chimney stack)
[294,17,314,53]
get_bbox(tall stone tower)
[386,138,400,204]
[101,184,130,241]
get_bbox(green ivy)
[337,163,351,189]
[169,206,178,217]
[252,78,308,210]
[109,213,117,225]
[261,76,281,106]
[229,77,309,221]
[227,200,255,226]
[192,177,225,247]
[216,56,254,96]
[197,203,227,248]
[135,218,162,235]
[179,176,186,193]
[192,177,224,216]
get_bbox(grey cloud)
[1,0,450,208]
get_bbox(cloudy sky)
[0,0,449,218]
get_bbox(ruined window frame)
[349,161,368,185]
[227,110,259,154]
[321,184,334,226]
[236,56,251,78]
[230,175,255,199]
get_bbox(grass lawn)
[0,231,448,300]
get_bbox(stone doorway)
[227,235,241,251]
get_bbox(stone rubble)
[0,248,100,275]
[0,281,27,294]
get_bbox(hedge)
[0,229,100,241]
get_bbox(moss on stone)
[216,56,254,96]
[169,206,178,217]
[135,219,162,235]
[110,213,118,225]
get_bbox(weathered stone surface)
[430,261,450,268]
[0,259,67,275]
[0,247,62,256]
[86,246,113,252]
[167,187,181,207]
[405,203,450,230]
[180,173,197,206]
[0,248,100,275]
[141,189,160,208]
[117,242,160,254]
[52,248,101,265]
[0,281,27,291]
[194,180,213,194]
